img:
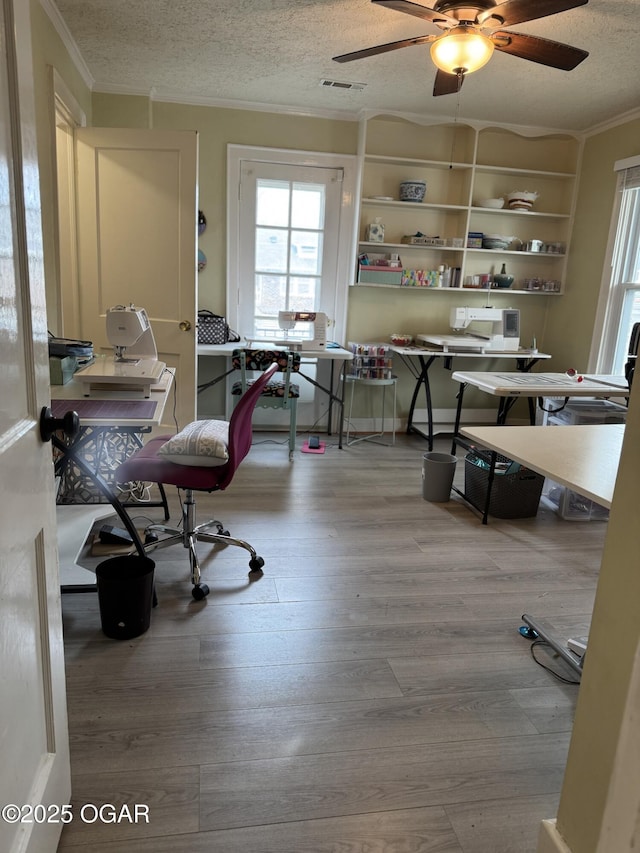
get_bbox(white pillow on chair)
[158,420,229,467]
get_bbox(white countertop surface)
[460,423,624,508]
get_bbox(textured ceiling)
[52,0,640,132]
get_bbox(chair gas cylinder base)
[142,487,265,601]
[344,375,397,447]
[115,363,278,600]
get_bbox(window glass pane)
[614,288,640,374]
[292,184,324,229]
[289,277,319,313]
[255,273,287,320]
[255,227,287,273]
[256,180,290,227]
[597,177,640,373]
[290,229,322,275]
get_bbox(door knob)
[39,406,80,442]
[179,320,192,331]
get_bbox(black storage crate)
[464,451,544,519]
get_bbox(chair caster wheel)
[248,556,264,578]
[192,583,210,601]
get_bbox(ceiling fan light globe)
[430,28,494,75]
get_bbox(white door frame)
[0,2,71,851]
[226,144,358,345]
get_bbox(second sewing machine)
[420,306,521,353]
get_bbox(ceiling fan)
[332,0,589,96]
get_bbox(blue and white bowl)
[399,180,426,202]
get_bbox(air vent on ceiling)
[319,79,366,90]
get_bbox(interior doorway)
[49,66,86,337]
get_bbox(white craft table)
[389,344,551,449]
[451,370,628,441]
[51,369,175,590]
[197,341,353,447]
[459,423,625,675]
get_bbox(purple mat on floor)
[51,399,157,420]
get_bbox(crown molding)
[39,0,94,90]
[35,0,640,136]
[149,89,360,122]
[91,81,360,121]
[585,105,640,138]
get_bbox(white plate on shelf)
[369,196,394,201]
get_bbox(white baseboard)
[196,407,527,434]
[538,819,573,853]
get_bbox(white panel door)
[0,1,71,851]
[75,128,198,427]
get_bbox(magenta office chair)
[115,362,278,600]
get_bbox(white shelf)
[359,242,564,259]
[473,163,576,179]
[364,154,472,171]
[469,206,570,219]
[466,248,566,258]
[357,116,579,300]
[359,240,463,252]
[362,198,467,212]
[351,282,561,295]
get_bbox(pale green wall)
[92,92,151,129]
[91,97,360,414]
[29,0,92,334]
[29,12,640,420]
[90,94,555,419]
[545,118,640,371]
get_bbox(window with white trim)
[227,146,357,346]
[226,145,357,427]
[593,157,640,375]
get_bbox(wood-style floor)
[57,433,605,852]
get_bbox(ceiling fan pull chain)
[449,75,463,169]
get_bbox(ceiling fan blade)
[433,70,464,97]
[373,0,456,27]
[479,0,588,29]
[333,34,435,63]
[492,30,588,70]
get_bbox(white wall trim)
[584,105,640,139]
[226,144,357,347]
[538,820,573,853]
[38,0,94,90]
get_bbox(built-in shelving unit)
[354,116,580,296]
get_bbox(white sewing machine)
[74,305,166,397]
[276,311,329,351]
[420,307,520,352]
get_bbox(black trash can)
[95,555,155,640]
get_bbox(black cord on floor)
[529,639,581,685]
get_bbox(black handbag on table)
[197,310,240,345]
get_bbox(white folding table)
[389,344,550,449]
[451,371,628,440]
